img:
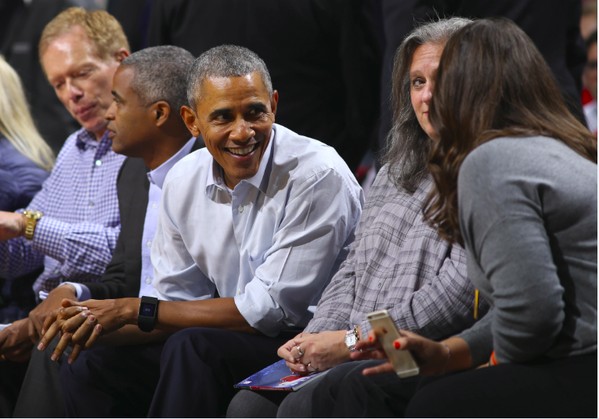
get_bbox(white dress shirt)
[151,124,363,336]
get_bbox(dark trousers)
[148,327,293,418]
[226,370,335,417]
[0,360,27,417]
[311,354,597,417]
[60,341,164,417]
[405,353,597,418]
[311,360,421,417]
[13,336,66,417]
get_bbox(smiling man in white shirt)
[47,44,363,417]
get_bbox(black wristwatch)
[138,296,159,332]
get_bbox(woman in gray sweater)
[309,18,597,417]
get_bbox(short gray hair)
[383,17,472,193]
[121,45,194,112]
[187,45,273,109]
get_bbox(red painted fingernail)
[394,340,401,349]
[369,336,374,342]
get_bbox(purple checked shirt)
[0,128,125,296]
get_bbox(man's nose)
[230,118,255,141]
[67,79,83,101]
[105,101,116,121]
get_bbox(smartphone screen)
[367,309,419,378]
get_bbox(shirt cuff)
[234,282,285,337]
[59,282,91,301]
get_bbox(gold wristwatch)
[22,210,43,240]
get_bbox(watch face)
[140,302,156,317]
[345,332,357,347]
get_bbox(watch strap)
[22,210,43,240]
[138,296,159,332]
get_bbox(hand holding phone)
[367,309,419,378]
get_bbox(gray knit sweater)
[456,136,597,365]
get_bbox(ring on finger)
[306,361,319,373]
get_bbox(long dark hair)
[425,18,597,244]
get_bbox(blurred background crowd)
[0,0,596,182]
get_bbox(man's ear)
[180,105,200,137]
[114,48,129,63]
[152,101,170,127]
[270,90,279,117]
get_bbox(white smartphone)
[367,309,419,378]
[0,323,11,331]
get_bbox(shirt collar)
[147,137,196,189]
[75,129,100,150]
[75,129,113,158]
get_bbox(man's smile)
[225,142,260,157]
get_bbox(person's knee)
[160,327,225,368]
[162,326,204,348]
[277,388,312,417]
[162,327,211,351]
[59,349,91,386]
[227,390,280,417]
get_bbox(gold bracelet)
[22,210,43,240]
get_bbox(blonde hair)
[39,7,129,62]
[0,56,54,170]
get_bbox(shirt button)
[95,160,102,167]
[146,240,152,247]
[145,277,152,284]
[238,206,244,213]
